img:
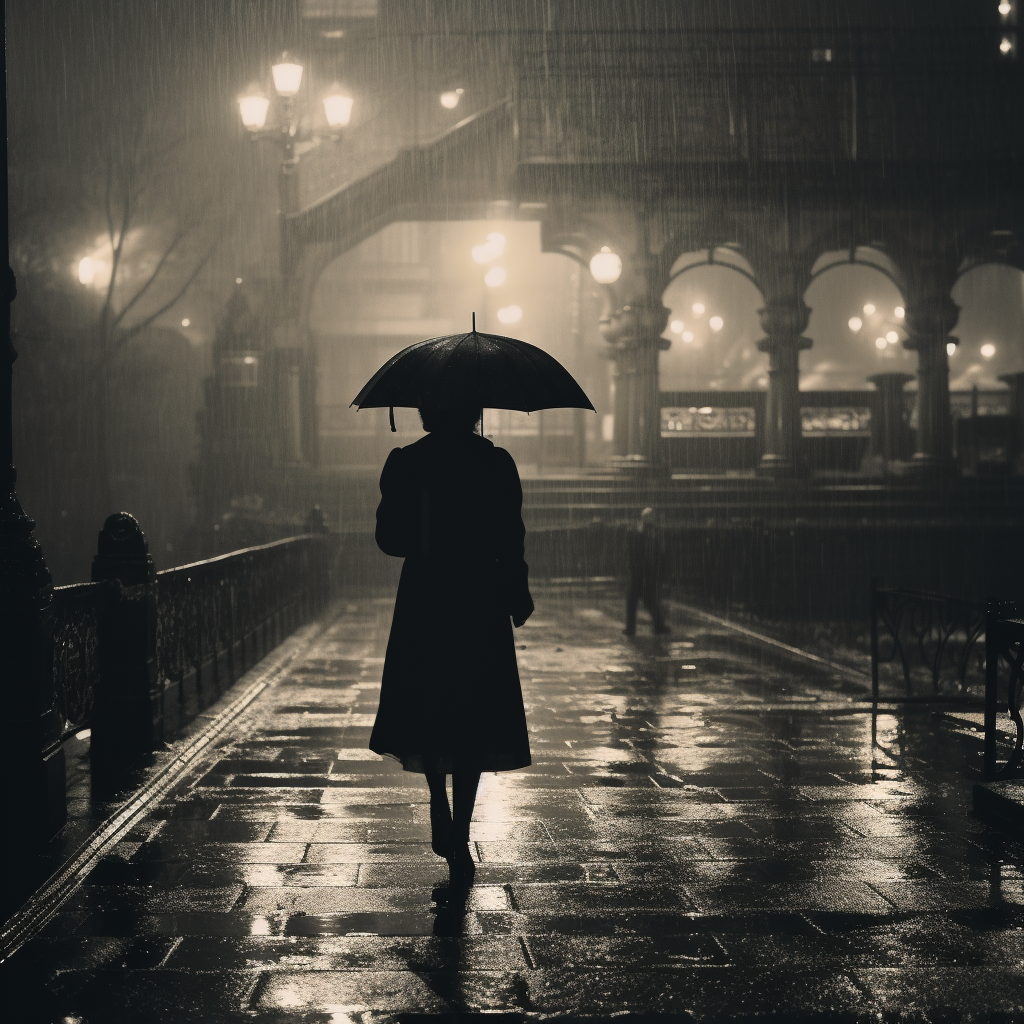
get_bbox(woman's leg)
[449,771,481,883]
[425,771,452,856]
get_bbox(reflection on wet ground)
[3,583,1023,1022]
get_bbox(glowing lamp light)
[670,320,684,334]
[78,257,96,285]
[886,331,899,344]
[440,88,464,109]
[682,331,694,342]
[472,232,506,265]
[709,315,724,331]
[981,342,996,358]
[848,316,863,332]
[875,337,887,350]
[947,342,957,356]
[496,305,522,325]
[589,246,621,284]
[692,302,705,315]
[323,85,354,127]
[894,306,905,319]
[863,303,876,315]
[271,55,304,97]
[484,266,506,287]
[181,318,191,328]
[239,89,271,130]
[1000,36,1014,55]
[236,277,243,285]
[999,1,1012,16]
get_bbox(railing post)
[870,577,880,705]
[91,513,160,770]
[983,599,1000,780]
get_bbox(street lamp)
[589,246,622,284]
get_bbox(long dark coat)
[369,430,533,773]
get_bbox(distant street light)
[875,337,887,349]
[692,302,705,315]
[670,320,683,333]
[472,232,506,264]
[894,306,905,319]
[497,305,523,324]
[682,330,694,342]
[238,52,354,278]
[484,266,506,287]
[981,343,997,358]
[440,88,464,109]
[863,303,876,315]
[886,331,899,344]
[709,316,724,331]
[271,54,304,97]
[589,246,622,284]
[848,316,862,332]
[947,342,957,356]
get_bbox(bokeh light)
[848,316,863,332]
[497,305,522,324]
[484,266,506,287]
[709,315,723,331]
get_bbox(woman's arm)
[375,448,412,557]
[493,448,534,625]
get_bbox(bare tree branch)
[96,238,219,368]
[111,221,196,329]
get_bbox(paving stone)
[5,586,1024,1022]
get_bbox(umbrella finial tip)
[472,312,476,332]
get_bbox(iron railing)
[49,532,335,749]
[870,582,986,704]
[984,601,1024,780]
[156,534,331,702]
[50,581,108,740]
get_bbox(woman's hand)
[512,595,535,628]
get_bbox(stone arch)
[803,246,915,390]
[660,247,768,391]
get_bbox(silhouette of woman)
[370,404,534,884]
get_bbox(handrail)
[983,601,1024,780]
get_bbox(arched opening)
[657,249,766,472]
[308,220,605,474]
[659,249,766,390]
[804,247,913,390]
[949,263,1024,471]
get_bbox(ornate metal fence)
[49,531,335,752]
[870,582,986,703]
[50,582,108,739]
[156,534,331,702]
[984,601,1024,780]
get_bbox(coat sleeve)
[375,448,412,557]
[492,447,533,619]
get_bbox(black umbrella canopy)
[351,327,595,413]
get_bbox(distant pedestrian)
[371,403,534,886]
[624,506,669,636]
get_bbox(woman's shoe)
[447,842,476,886]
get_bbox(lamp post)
[237,55,353,467]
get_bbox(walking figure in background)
[370,404,534,886]
[624,506,669,636]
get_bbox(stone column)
[867,372,915,463]
[896,247,959,473]
[756,297,812,476]
[999,371,1024,473]
[90,513,159,776]
[601,291,670,466]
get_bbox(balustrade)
[46,513,337,790]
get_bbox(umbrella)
[351,314,595,431]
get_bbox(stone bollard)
[90,513,160,771]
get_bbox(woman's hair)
[419,405,481,433]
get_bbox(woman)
[370,403,534,884]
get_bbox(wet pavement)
[3,582,1024,1023]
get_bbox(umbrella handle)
[389,407,396,432]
